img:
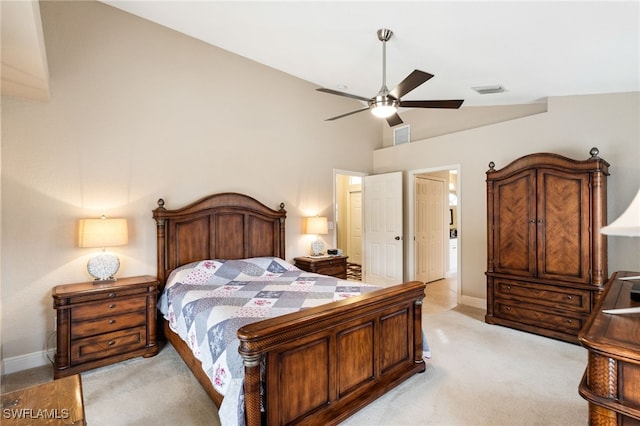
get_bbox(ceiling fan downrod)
[377,29,393,96]
[371,29,398,118]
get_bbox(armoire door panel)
[537,170,591,283]
[493,170,537,277]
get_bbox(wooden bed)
[152,192,426,426]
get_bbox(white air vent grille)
[472,85,505,95]
[394,125,410,145]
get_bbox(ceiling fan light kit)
[317,28,464,127]
[370,97,398,118]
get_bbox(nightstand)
[52,275,159,379]
[294,255,348,279]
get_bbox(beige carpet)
[80,304,588,426]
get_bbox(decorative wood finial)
[488,161,496,172]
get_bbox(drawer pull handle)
[566,319,573,323]
[109,304,116,309]
[567,295,573,300]
[505,285,511,290]
[108,292,116,298]
[109,319,116,324]
[506,306,511,311]
[108,340,116,346]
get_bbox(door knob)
[395,236,401,240]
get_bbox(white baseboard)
[3,349,55,374]
[460,295,486,310]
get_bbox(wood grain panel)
[277,338,330,425]
[538,170,590,282]
[494,171,536,277]
[173,216,210,267]
[380,307,410,372]
[337,322,375,396]
[215,213,244,259]
[247,215,277,258]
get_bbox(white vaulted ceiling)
[3,1,639,107]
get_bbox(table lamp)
[600,186,640,314]
[304,216,328,256]
[78,215,128,283]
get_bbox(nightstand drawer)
[72,311,147,338]
[62,286,150,305]
[71,327,146,363]
[72,296,147,321]
[317,264,346,277]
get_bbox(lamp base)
[311,238,325,256]
[87,252,120,284]
[93,277,117,284]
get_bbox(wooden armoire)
[485,148,609,343]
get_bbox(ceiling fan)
[317,29,464,127]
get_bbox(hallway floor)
[423,274,458,314]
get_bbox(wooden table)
[578,271,640,425]
[1,374,85,425]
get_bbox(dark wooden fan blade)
[325,107,370,121]
[316,88,371,103]
[389,70,434,99]
[386,113,403,127]
[399,99,464,109]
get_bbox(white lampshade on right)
[599,186,640,315]
[601,187,640,236]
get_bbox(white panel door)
[363,172,403,286]
[415,176,445,283]
[348,190,363,265]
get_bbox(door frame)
[408,165,461,301]
[333,168,368,258]
[414,174,447,283]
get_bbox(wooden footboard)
[238,280,426,426]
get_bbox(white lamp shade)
[304,216,328,235]
[78,217,128,248]
[601,187,640,237]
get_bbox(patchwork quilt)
[158,257,383,425]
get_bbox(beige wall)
[0,1,380,369]
[2,0,639,371]
[374,91,640,303]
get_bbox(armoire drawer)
[494,279,591,314]
[495,301,584,333]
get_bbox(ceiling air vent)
[472,85,505,95]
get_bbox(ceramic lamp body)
[87,251,120,282]
[311,238,325,256]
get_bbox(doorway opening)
[409,166,460,307]
[334,169,367,281]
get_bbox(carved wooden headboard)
[152,192,286,289]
